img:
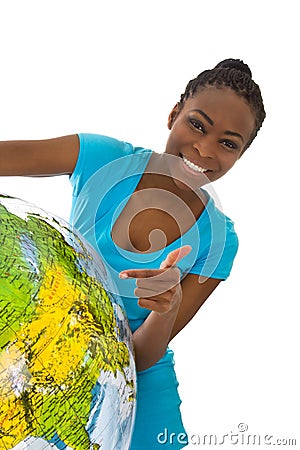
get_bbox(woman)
[0,58,265,449]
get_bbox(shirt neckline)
[106,154,213,257]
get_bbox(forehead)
[184,86,255,136]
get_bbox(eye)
[189,118,206,133]
[219,139,239,151]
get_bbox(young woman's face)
[164,86,255,190]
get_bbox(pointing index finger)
[119,245,192,279]
[119,268,164,279]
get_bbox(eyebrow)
[224,130,244,143]
[192,109,244,143]
[193,109,214,126]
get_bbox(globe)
[0,194,136,450]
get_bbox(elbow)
[135,357,160,373]
[133,344,165,373]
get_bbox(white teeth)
[182,155,208,173]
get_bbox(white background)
[0,0,299,447]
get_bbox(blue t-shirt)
[69,133,239,332]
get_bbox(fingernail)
[119,273,128,279]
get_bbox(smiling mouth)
[180,154,210,174]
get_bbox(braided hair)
[179,59,266,151]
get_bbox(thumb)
[159,245,192,269]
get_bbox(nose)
[193,140,215,160]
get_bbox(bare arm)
[0,134,79,176]
[170,274,221,340]
[133,274,220,372]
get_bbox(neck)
[137,152,207,207]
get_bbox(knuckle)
[165,292,173,302]
[164,298,172,309]
[134,288,143,297]
[166,288,175,299]
[162,303,170,313]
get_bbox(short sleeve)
[70,133,134,197]
[187,197,239,281]
[189,218,239,280]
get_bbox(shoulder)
[77,133,134,164]
[70,133,151,191]
[201,189,239,248]
[185,191,239,280]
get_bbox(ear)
[167,103,180,130]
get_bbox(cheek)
[219,152,240,174]
[165,131,182,155]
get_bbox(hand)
[119,245,192,315]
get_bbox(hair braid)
[179,59,266,151]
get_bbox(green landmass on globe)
[0,194,136,450]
